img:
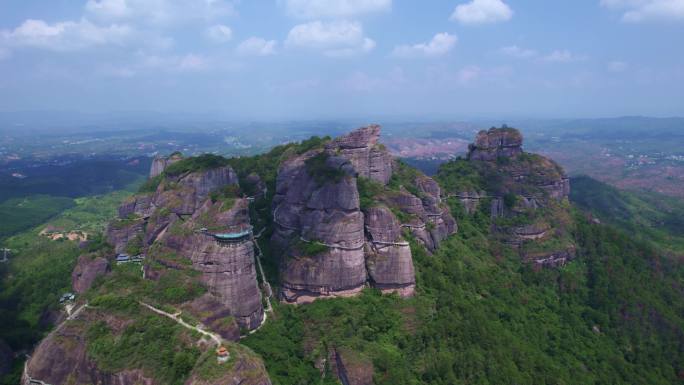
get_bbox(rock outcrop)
[23,308,271,385]
[273,151,367,303]
[467,126,523,161]
[149,152,183,178]
[23,311,158,385]
[326,124,393,185]
[273,125,456,303]
[71,254,109,294]
[448,126,574,267]
[107,160,263,330]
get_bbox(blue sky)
[0,0,683,120]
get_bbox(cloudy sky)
[1,0,683,119]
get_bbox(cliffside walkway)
[139,302,223,346]
[372,239,410,247]
[298,236,365,251]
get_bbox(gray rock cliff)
[273,125,456,303]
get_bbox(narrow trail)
[139,302,223,346]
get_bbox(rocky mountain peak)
[467,126,523,161]
[273,125,456,303]
[326,124,381,150]
[149,151,183,178]
[324,124,392,185]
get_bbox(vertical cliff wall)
[272,125,457,303]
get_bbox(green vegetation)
[570,175,684,254]
[86,312,201,385]
[0,190,128,385]
[4,133,684,385]
[294,239,329,257]
[163,154,231,177]
[0,195,74,240]
[245,204,684,384]
[357,176,384,210]
[388,160,422,196]
[304,152,346,185]
[209,184,242,210]
[435,158,487,193]
[138,174,163,193]
[0,157,149,202]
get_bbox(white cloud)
[206,24,233,43]
[450,0,512,24]
[285,20,375,56]
[340,67,406,92]
[600,0,684,22]
[500,45,586,63]
[282,0,391,19]
[543,49,584,62]
[392,32,457,58]
[457,65,481,84]
[608,60,628,71]
[499,45,537,58]
[85,0,237,25]
[236,37,277,56]
[1,18,132,51]
[177,53,207,71]
[136,52,211,72]
[85,0,131,18]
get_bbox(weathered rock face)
[273,125,456,303]
[181,293,241,341]
[72,254,109,294]
[149,152,183,178]
[106,218,145,254]
[326,124,393,185]
[467,127,523,161]
[165,200,264,330]
[24,312,158,385]
[185,347,272,385]
[107,164,263,331]
[364,206,414,296]
[274,150,368,303]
